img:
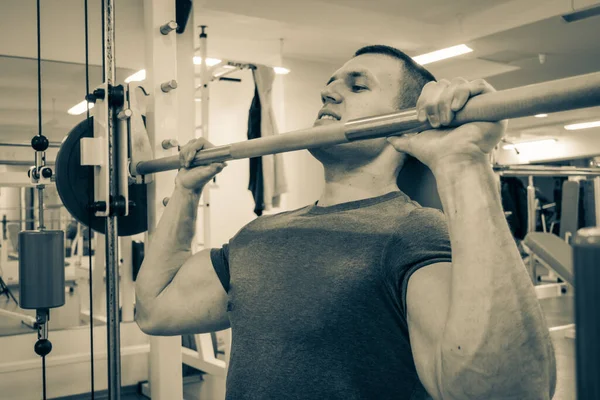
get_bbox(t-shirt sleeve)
[382,207,452,328]
[210,243,231,293]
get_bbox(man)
[135,45,556,399]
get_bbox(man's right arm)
[134,138,230,335]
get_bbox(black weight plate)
[55,118,148,236]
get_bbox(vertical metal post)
[103,0,121,398]
[20,187,26,231]
[37,186,44,230]
[573,228,600,400]
[144,0,183,398]
[119,236,135,322]
[526,175,537,283]
[593,177,600,227]
[199,27,211,250]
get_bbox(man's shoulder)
[388,206,449,245]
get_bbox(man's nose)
[320,86,342,104]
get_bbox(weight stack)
[573,227,600,400]
[18,230,65,310]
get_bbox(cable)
[101,0,105,82]
[36,0,42,139]
[42,355,47,400]
[84,0,95,398]
[36,2,46,398]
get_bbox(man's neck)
[317,166,399,207]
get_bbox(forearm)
[434,160,555,397]
[135,185,202,303]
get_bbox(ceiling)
[1,0,600,157]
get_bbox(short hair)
[354,45,436,109]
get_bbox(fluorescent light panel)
[273,67,290,75]
[68,100,94,115]
[534,114,548,118]
[564,120,600,131]
[412,44,473,65]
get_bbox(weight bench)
[524,180,581,287]
[524,232,574,287]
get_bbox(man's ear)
[396,155,443,211]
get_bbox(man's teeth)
[320,115,337,120]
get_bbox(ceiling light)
[412,44,473,65]
[125,69,146,83]
[564,120,600,130]
[68,100,94,116]
[273,67,290,75]
[534,114,548,118]
[193,57,222,66]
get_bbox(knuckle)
[424,101,437,114]
[451,77,468,86]
[472,78,489,89]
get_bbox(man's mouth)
[317,110,341,121]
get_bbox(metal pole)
[37,186,44,231]
[526,176,537,283]
[573,227,600,400]
[594,177,600,227]
[496,165,600,177]
[199,27,211,250]
[103,0,121,398]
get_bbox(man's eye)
[352,85,367,92]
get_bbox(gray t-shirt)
[210,191,452,400]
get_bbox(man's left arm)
[388,78,557,399]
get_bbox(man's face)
[310,54,404,164]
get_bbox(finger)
[183,139,215,168]
[386,133,418,156]
[416,81,437,123]
[179,139,196,168]
[447,77,470,113]
[186,162,227,181]
[467,78,495,97]
[438,79,463,125]
[423,80,448,128]
[191,138,215,150]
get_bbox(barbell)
[136,71,600,175]
[56,71,600,236]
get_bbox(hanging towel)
[247,84,264,216]
[252,65,288,211]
